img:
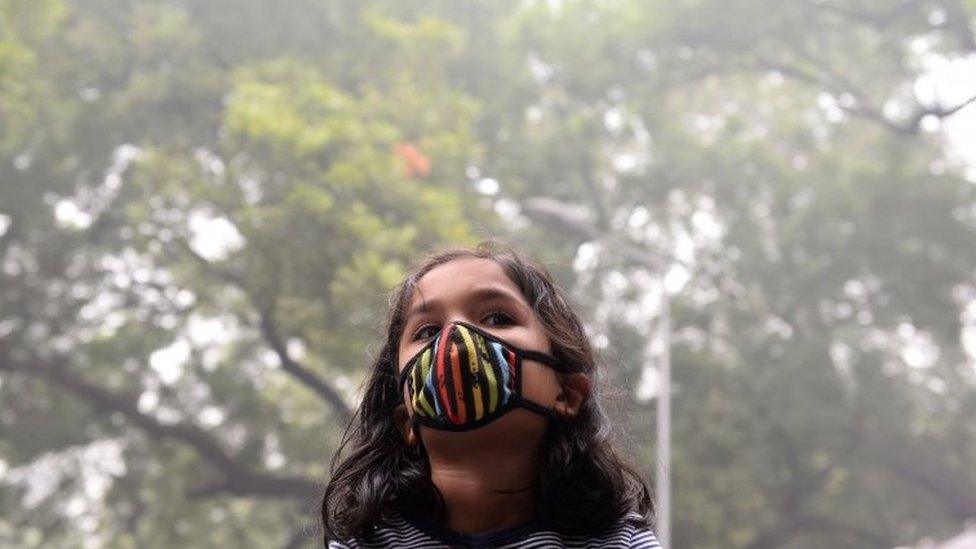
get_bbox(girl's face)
[395,257,581,445]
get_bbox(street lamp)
[521,197,677,549]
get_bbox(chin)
[419,408,550,452]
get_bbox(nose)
[441,317,472,332]
[438,319,467,340]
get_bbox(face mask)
[397,320,570,432]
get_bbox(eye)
[483,310,515,327]
[411,324,440,341]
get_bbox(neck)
[424,427,544,534]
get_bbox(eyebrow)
[404,285,525,323]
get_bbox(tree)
[1,1,490,546]
[479,1,976,546]
[2,0,975,547]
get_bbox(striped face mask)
[397,320,570,432]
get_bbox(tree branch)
[0,343,321,500]
[815,0,929,31]
[883,445,976,522]
[175,239,353,423]
[755,50,976,135]
[520,196,683,272]
[937,0,976,52]
[258,306,353,424]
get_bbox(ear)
[393,403,419,446]
[554,372,590,418]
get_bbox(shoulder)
[330,511,661,549]
[327,512,446,549]
[625,523,663,549]
[617,511,662,549]
[566,512,661,549]
[497,512,661,549]
[618,511,662,548]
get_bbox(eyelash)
[411,311,515,341]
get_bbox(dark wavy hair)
[321,239,653,543]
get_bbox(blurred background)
[2,0,976,547]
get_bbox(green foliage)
[1,0,975,547]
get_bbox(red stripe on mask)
[436,325,459,424]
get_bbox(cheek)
[519,362,561,405]
[397,345,412,371]
[508,321,557,404]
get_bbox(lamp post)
[521,197,676,549]
[655,285,671,548]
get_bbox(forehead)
[407,257,525,310]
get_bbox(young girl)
[322,241,660,548]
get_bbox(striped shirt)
[328,511,661,548]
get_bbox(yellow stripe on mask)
[475,334,499,412]
[457,325,484,420]
[414,348,436,417]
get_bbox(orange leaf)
[394,142,431,178]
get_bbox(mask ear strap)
[518,349,571,373]
[457,321,570,373]
[409,413,422,440]
[511,395,562,421]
